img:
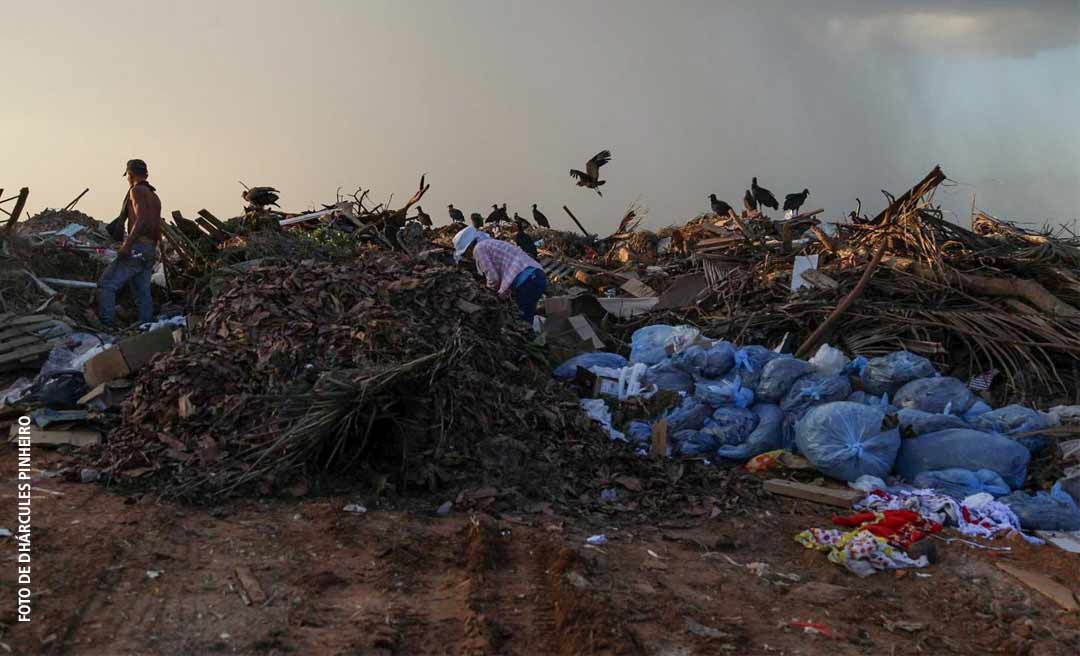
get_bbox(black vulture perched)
[531,203,550,229]
[485,204,502,225]
[241,185,280,209]
[448,204,465,223]
[413,205,432,227]
[751,177,779,211]
[743,189,758,213]
[470,212,484,229]
[783,189,809,214]
[569,149,612,196]
[513,212,531,229]
[709,194,734,218]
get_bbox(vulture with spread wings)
[570,150,612,196]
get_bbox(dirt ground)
[2,447,1078,656]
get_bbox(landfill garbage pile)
[94,253,599,501]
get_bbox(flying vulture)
[783,189,809,214]
[241,186,280,208]
[743,189,758,213]
[570,150,612,196]
[531,203,550,229]
[448,204,465,223]
[413,205,432,227]
[709,194,734,218]
[751,177,778,211]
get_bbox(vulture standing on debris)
[709,194,734,218]
[514,223,539,258]
[513,212,531,228]
[470,212,484,229]
[448,204,465,223]
[242,186,280,208]
[783,189,809,214]
[743,189,758,213]
[751,177,779,211]
[414,205,432,227]
[570,149,612,196]
[531,203,550,229]
[485,205,501,225]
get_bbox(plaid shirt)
[473,239,542,296]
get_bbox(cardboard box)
[83,347,131,388]
[118,328,175,371]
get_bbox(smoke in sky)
[1,1,1077,232]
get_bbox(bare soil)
[2,447,1078,656]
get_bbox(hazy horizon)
[2,1,1078,233]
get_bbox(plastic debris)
[912,468,1010,499]
[861,351,936,397]
[629,325,675,365]
[586,534,608,546]
[343,503,367,513]
[999,483,1080,531]
[895,428,1031,489]
[695,375,754,408]
[702,406,759,446]
[795,402,901,482]
[716,403,785,461]
[756,357,815,404]
[808,343,849,376]
[553,352,629,380]
[893,377,978,416]
[897,408,969,435]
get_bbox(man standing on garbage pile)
[453,226,547,327]
[98,158,162,329]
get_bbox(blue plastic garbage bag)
[702,341,736,379]
[893,377,977,416]
[897,408,968,435]
[625,420,653,444]
[553,352,628,380]
[861,351,936,397]
[912,468,1010,498]
[670,345,709,376]
[695,376,754,408]
[847,391,895,412]
[716,403,784,461]
[962,400,993,422]
[895,428,1031,490]
[1016,436,1050,455]
[999,485,1080,531]
[968,405,1051,436]
[643,360,694,393]
[663,397,711,433]
[702,406,759,446]
[672,429,718,457]
[794,401,901,482]
[733,345,782,390]
[630,325,675,365]
[756,357,816,404]
[780,373,852,419]
[844,356,869,377]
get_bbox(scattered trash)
[586,534,608,546]
[342,504,367,514]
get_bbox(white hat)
[453,226,490,262]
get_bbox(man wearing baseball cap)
[98,158,162,328]
[453,226,547,328]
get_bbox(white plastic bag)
[809,343,849,376]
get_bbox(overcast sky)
[2,1,1078,232]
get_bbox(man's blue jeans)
[512,267,547,326]
[98,242,156,327]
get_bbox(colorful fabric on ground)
[831,509,942,549]
[795,527,928,578]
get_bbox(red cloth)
[832,509,941,549]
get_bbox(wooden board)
[0,320,56,343]
[0,314,52,330]
[567,315,604,349]
[996,563,1078,611]
[0,340,63,366]
[620,278,657,298]
[235,566,267,604]
[8,425,101,447]
[0,335,48,355]
[1034,531,1080,554]
[650,419,668,459]
[763,479,864,508]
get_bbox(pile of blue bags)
[564,326,1077,528]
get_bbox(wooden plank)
[0,320,57,343]
[235,566,267,604]
[3,187,29,234]
[0,314,52,330]
[194,217,229,242]
[197,209,231,234]
[763,479,864,508]
[568,315,604,349]
[0,340,63,366]
[1034,531,1080,554]
[619,278,657,298]
[0,335,47,355]
[996,563,1078,611]
[8,425,101,447]
[650,419,668,459]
